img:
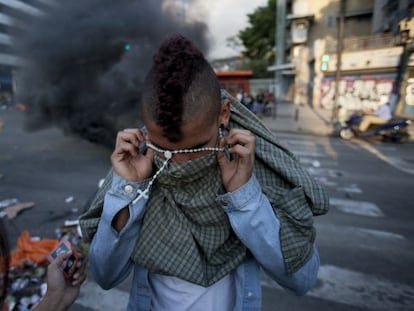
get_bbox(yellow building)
[271,0,414,118]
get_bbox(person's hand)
[34,252,86,311]
[111,128,154,181]
[217,128,255,192]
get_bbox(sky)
[190,0,268,60]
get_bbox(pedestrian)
[0,219,86,311]
[79,34,329,311]
[252,93,265,117]
[236,89,244,102]
[242,93,254,111]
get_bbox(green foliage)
[238,0,276,66]
[240,59,273,78]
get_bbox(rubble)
[1,202,35,220]
[64,196,74,204]
[14,103,26,112]
[0,199,19,209]
[3,222,87,311]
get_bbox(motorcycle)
[339,114,412,142]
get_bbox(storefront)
[215,70,252,97]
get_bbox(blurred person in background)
[358,102,392,132]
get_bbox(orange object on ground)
[10,231,59,268]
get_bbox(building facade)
[272,0,414,118]
[0,0,51,99]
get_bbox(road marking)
[282,140,318,147]
[315,176,337,187]
[316,223,406,243]
[354,227,405,240]
[262,265,414,311]
[307,167,345,178]
[76,281,129,311]
[321,139,339,160]
[330,197,384,217]
[353,139,414,175]
[336,184,363,194]
[299,158,321,167]
[292,150,326,158]
[311,265,414,311]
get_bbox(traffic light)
[124,43,131,51]
[321,54,329,71]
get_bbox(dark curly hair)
[142,34,221,142]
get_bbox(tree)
[237,0,276,77]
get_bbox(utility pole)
[274,0,286,119]
[332,0,346,124]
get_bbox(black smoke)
[14,0,209,148]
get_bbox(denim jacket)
[88,173,320,311]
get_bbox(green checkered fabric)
[132,152,247,286]
[79,90,329,286]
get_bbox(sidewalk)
[260,102,334,136]
[261,102,414,140]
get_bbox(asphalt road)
[261,132,414,311]
[0,107,111,244]
[1,107,414,311]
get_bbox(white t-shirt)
[149,271,235,311]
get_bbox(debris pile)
[1,221,87,311]
[0,199,34,220]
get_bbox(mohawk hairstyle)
[142,34,221,142]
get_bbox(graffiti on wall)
[403,78,414,115]
[320,76,395,111]
[405,78,414,106]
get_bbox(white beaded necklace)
[131,140,224,205]
[146,142,224,158]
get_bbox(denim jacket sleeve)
[88,173,150,290]
[216,174,320,296]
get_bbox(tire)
[340,128,354,140]
[382,130,409,143]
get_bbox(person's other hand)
[35,252,86,311]
[217,128,255,192]
[111,128,154,181]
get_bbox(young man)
[79,34,329,310]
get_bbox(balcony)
[325,33,397,53]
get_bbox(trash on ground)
[312,160,321,168]
[10,231,59,269]
[0,202,35,219]
[98,178,105,188]
[3,222,88,311]
[64,196,74,203]
[0,199,19,209]
[15,103,26,111]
